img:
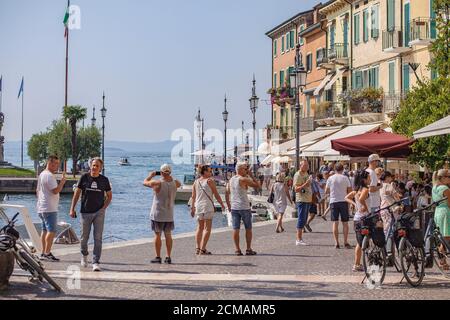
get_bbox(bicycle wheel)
[388,240,402,273]
[19,250,62,292]
[399,237,425,287]
[432,236,450,279]
[362,236,386,287]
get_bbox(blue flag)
[17,77,23,99]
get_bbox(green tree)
[63,105,87,177]
[77,126,102,162]
[428,0,450,78]
[391,77,450,170]
[27,132,50,171]
[47,119,72,167]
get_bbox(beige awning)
[324,68,345,91]
[302,123,384,157]
[413,115,450,139]
[313,73,334,96]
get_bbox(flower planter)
[0,251,15,291]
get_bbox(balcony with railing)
[328,43,349,66]
[382,28,411,53]
[316,48,334,70]
[384,92,406,116]
[268,87,296,107]
[410,17,437,46]
[313,101,349,127]
[340,88,384,124]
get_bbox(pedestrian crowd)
[33,153,449,273]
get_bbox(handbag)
[267,185,275,204]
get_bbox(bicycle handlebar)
[401,197,448,218]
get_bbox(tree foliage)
[27,132,50,165]
[77,126,102,162]
[428,0,450,78]
[63,105,87,176]
[391,78,450,170]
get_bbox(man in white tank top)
[225,162,260,256]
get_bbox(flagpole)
[21,79,24,168]
[65,24,69,108]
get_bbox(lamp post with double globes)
[249,75,259,177]
[100,92,107,175]
[91,106,96,127]
[290,44,307,171]
[222,94,229,180]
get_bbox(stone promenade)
[2,216,450,300]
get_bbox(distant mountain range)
[5,140,183,153]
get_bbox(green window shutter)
[389,62,395,94]
[430,0,437,39]
[290,31,295,48]
[354,14,360,44]
[274,74,277,89]
[274,40,277,57]
[431,68,438,80]
[352,71,356,89]
[404,3,410,46]
[374,67,379,88]
[300,25,305,45]
[369,68,374,87]
[330,25,335,49]
[280,70,285,87]
[282,36,285,52]
[356,71,363,89]
[371,5,379,38]
[402,64,410,92]
[387,0,395,31]
[286,33,290,50]
[363,10,369,42]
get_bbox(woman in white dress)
[191,165,225,255]
[272,173,293,233]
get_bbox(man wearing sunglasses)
[225,162,260,256]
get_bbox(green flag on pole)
[63,0,70,37]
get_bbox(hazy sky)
[0,0,317,142]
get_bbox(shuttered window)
[404,3,410,46]
[402,64,410,92]
[290,31,295,48]
[280,70,285,87]
[388,62,395,94]
[387,0,395,31]
[286,33,290,51]
[363,10,369,42]
[354,14,360,45]
[273,40,277,57]
[282,36,285,53]
[274,73,277,89]
[371,5,379,38]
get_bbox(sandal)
[352,264,364,272]
[439,259,450,271]
[344,243,352,249]
[196,248,201,255]
[200,249,212,255]
[235,250,243,256]
[245,249,257,256]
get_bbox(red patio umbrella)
[331,129,415,158]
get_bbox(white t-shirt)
[366,168,381,208]
[326,173,351,204]
[36,170,59,213]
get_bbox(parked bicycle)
[396,199,444,287]
[360,199,406,287]
[0,211,62,292]
[424,197,450,278]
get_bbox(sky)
[0,0,318,143]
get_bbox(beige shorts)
[196,211,214,221]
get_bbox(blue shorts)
[38,212,58,233]
[231,210,252,230]
[330,202,350,222]
[296,202,311,229]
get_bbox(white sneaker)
[92,263,101,272]
[296,240,308,246]
[81,255,88,268]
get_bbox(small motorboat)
[118,157,131,166]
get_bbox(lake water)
[1,143,228,242]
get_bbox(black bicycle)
[360,199,406,286]
[396,202,440,287]
[0,212,62,292]
[424,197,450,278]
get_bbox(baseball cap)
[368,154,381,163]
[160,164,172,174]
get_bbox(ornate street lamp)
[249,75,259,176]
[222,94,229,179]
[91,106,96,127]
[100,92,107,175]
[290,44,307,170]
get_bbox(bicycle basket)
[397,213,424,247]
[362,214,381,229]
[371,227,386,247]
